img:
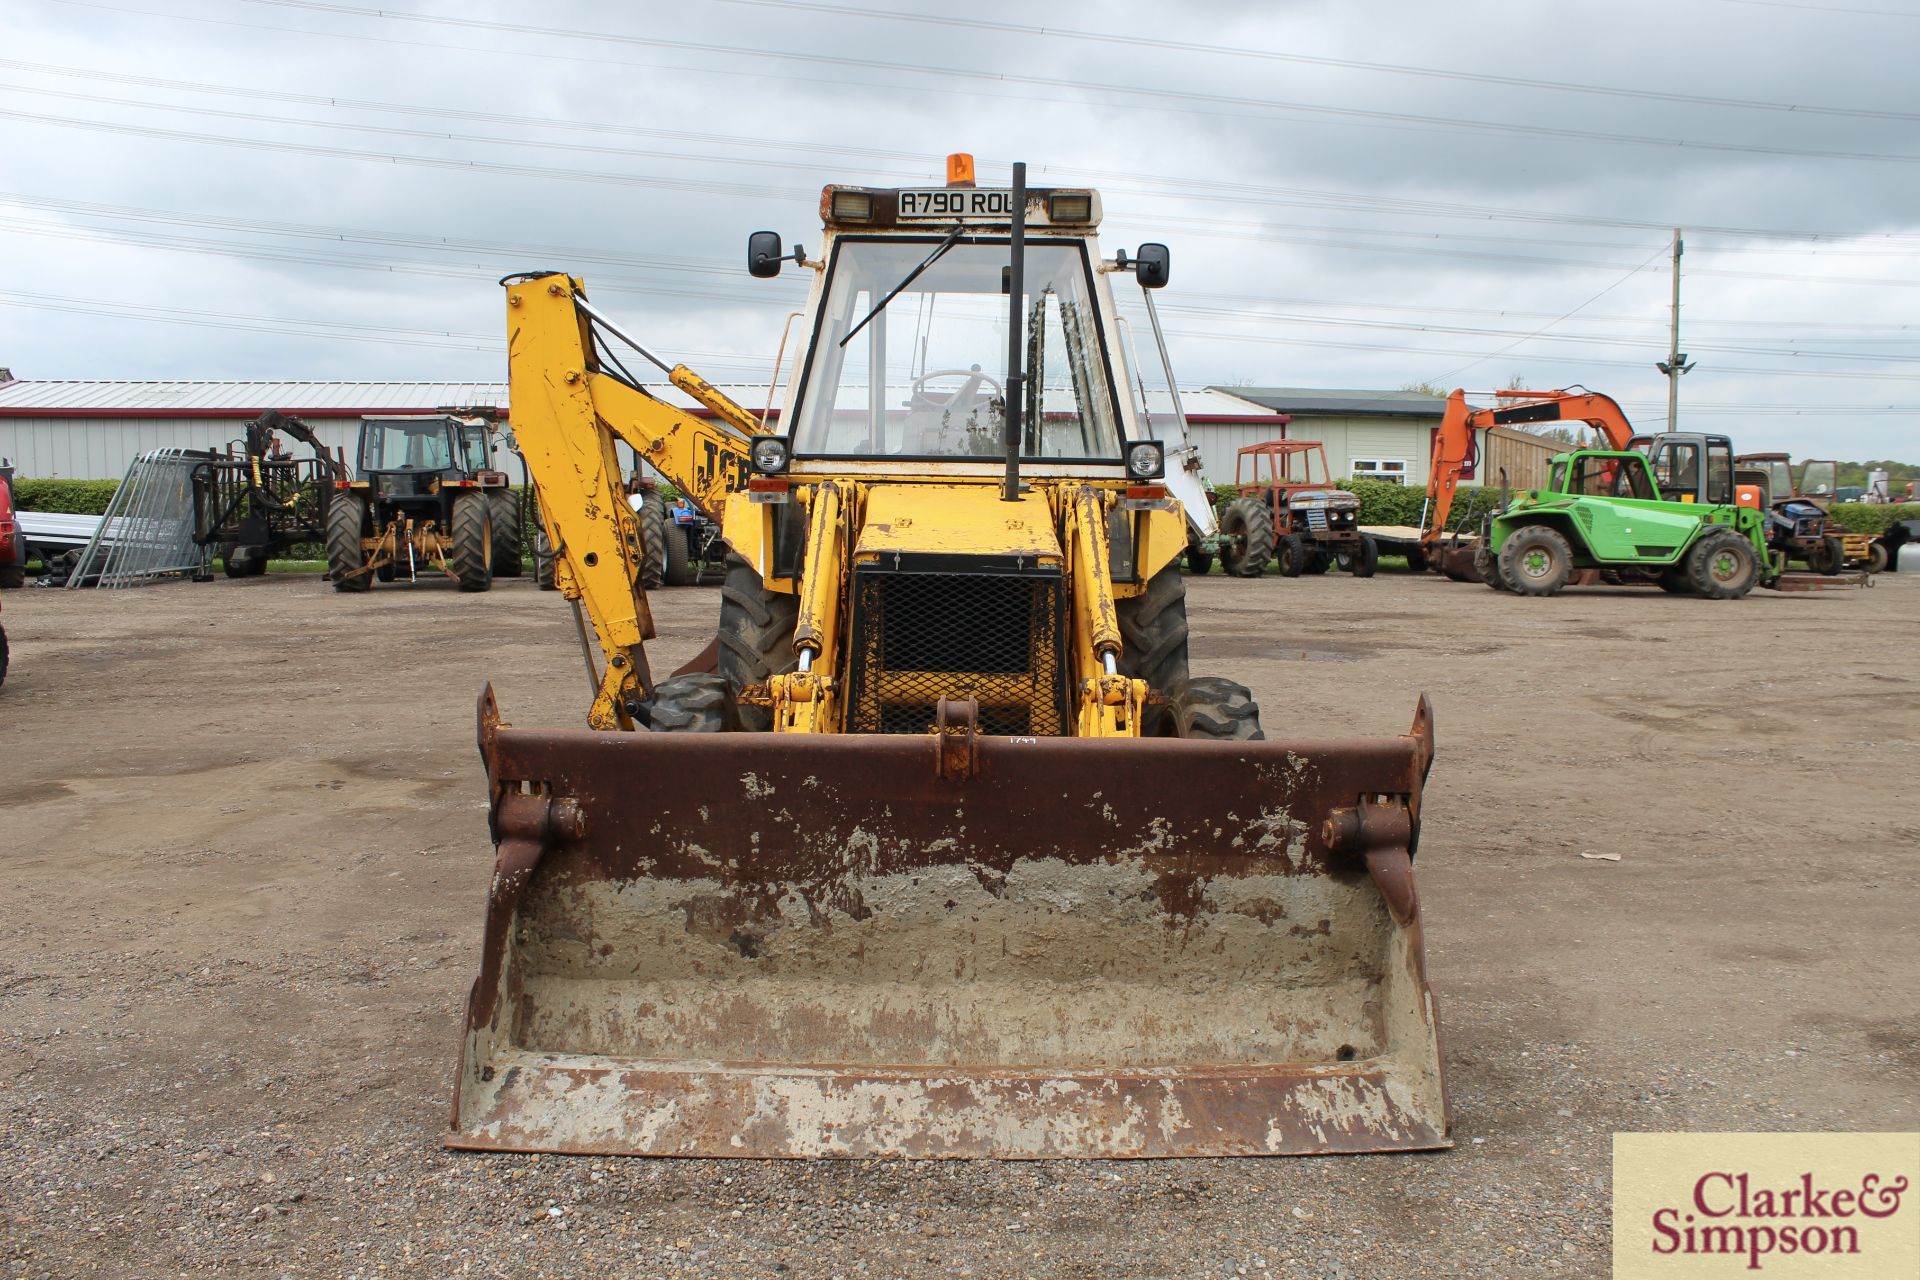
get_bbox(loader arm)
[504,272,766,729]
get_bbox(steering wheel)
[911,366,1004,412]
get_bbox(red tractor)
[1217,440,1375,578]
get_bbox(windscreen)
[361,420,453,471]
[1564,454,1655,499]
[791,238,1121,461]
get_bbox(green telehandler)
[1487,432,1774,599]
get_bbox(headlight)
[750,436,791,474]
[1125,441,1165,479]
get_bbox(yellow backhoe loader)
[451,157,1448,1159]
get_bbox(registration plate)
[897,188,1016,220]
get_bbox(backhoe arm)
[503,273,763,729]
[1422,387,1641,553]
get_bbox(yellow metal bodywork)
[723,476,1183,738]
[505,274,765,728]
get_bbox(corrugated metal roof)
[0,380,512,413]
[1211,387,1447,418]
[0,379,1281,421]
[1139,389,1285,421]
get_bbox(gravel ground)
[0,568,1914,1278]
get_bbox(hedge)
[12,478,122,515]
[1826,502,1920,535]
[1210,476,1504,533]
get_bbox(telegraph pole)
[1656,228,1695,433]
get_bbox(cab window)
[1652,442,1700,501]
[362,421,453,472]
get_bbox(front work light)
[1126,441,1165,480]
[750,436,792,474]
[830,190,874,222]
[1048,193,1093,223]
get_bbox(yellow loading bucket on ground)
[450,689,1448,1158]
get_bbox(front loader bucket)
[1436,539,1485,583]
[451,688,1449,1159]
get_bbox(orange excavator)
[1417,388,1641,582]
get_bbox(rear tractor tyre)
[1498,525,1574,597]
[1349,534,1379,578]
[489,490,524,578]
[636,673,741,733]
[532,526,556,590]
[1117,564,1191,736]
[663,523,693,586]
[1218,498,1275,577]
[1156,676,1265,741]
[448,491,494,593]
[636,492,668,591]
[1687,532,1759,600]
[717,553,799,732]
[326,492,372,593]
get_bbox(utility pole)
[1655,228,1695,433]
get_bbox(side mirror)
[1135,242,1171,289]
[748,230,785,279]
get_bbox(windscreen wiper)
[839,225,966,348]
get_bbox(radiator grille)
[847,565,1067,737]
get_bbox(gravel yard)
[1,569,1914,1278]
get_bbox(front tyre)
[1349,534,1378,578]
[1154,676,1265,741]
[717,553,799,732]
[635,673,741,732]
[1497,525,1574,596]
[1687,531,1759,599]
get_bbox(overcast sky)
[2,0,1918,460]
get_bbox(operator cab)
[357,415,496,501]
[1644,433,1736,505]
[745,156,1178,486]
[1548,451,1658,500]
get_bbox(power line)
[12,188,1920,341]
[17,36,1920,244]
[98,0,1920,166]
[703,0,1920,123]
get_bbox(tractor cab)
[357,415,499,504]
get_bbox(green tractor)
[1487,432,1774,599]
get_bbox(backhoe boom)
[503,272,764,727]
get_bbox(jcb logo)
[699,435,752,496]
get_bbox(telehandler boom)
[451,158,1448,1159]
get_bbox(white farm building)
[0,374,1537,489]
